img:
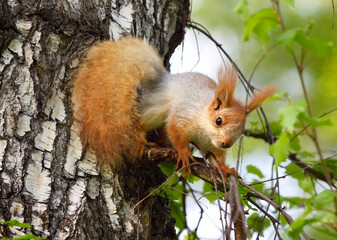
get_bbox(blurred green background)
[170,1,337,239]
[172,0,337,152]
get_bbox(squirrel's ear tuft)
[246,86,278,114]
[211,88,227,110]
[215,64,238,108]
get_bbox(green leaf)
[246,165,264,178]
[163,183,184,200]
[204,192,219,203]
[278,100,306,131]
[234,0,249,19]
[203,181,214,193]
[295,31,335,56]
[1,219,31,228]
[247,213,271,236]
[202,181,224,203]
[312,189,337,236]
[313,189,337,210]
[325,158,337,177]
[285,163,302,178]
[268,121,282,136]
[314,209,337,224]
[298,151,314,158]
[184,231,199,240]
[312,225,337,239]
[277,25,336,56]
[289,133,301,151]
[244,8,279,45]
[245,201,258,211]
[169,201,185,232]
[165,174,179,188]
[277,28,298,52]
[289,205,315,238]
[238,184,249,196]
[290,205,316,238]
[158,162,176,177]
[279,214,288,226]
[249,121,259,128]
[311,158,337,180]
[269,132,290,167]
[289,217,316,238]
[298,175,314,194]
[285,163,314,194]
[282,196,307,208]
[248,180,265,193]
[298,113,333,127]
[186,174,201,183]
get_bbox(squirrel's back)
[72,37,165,168]
[141,72,217,131]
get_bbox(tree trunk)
[0,1,189,239]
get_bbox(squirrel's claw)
[176,150,195,178]
[216,163,240,181]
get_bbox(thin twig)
[229,175,249,240]
[243,130,334,185]
[187,21,252,92]
[241,180,311,240]
[164,185,209,209]
[248,44,277,83]
[130,162,202,212]
[249,161,321,186]
[289,107,337,142]
[247,197,283,240]
[332,0,335,29]
[185,181,204,240]
[193,144,226,240]
[190,27,201,72]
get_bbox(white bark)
[0,0,189,239]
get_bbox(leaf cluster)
[0,220,47,240]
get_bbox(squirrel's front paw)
[217,164,240,181]
[176,149,195,177]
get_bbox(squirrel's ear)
[211,88,227,110]
[246,86,278,114]
[214,64,238,108]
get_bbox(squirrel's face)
[206,99,246,150]
[203,64,276,151]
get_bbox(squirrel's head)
[206,65,276,150]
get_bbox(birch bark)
[0,1,189,239]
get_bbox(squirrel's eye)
[215,117,222,126]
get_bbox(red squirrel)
[72,37,276,176]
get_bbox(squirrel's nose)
[222,142,231,148]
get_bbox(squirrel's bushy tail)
[71,37,165,168]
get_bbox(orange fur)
[72,38,165,168]
[205,66,277,177]
[246,86,278,114]
[72,37,276,177]
[217,64,238,106]
[168,119,195,176]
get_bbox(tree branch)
[240,180,311,240]
[143,145,312,239]
[229,175,249,240]
[244,129,334,185]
